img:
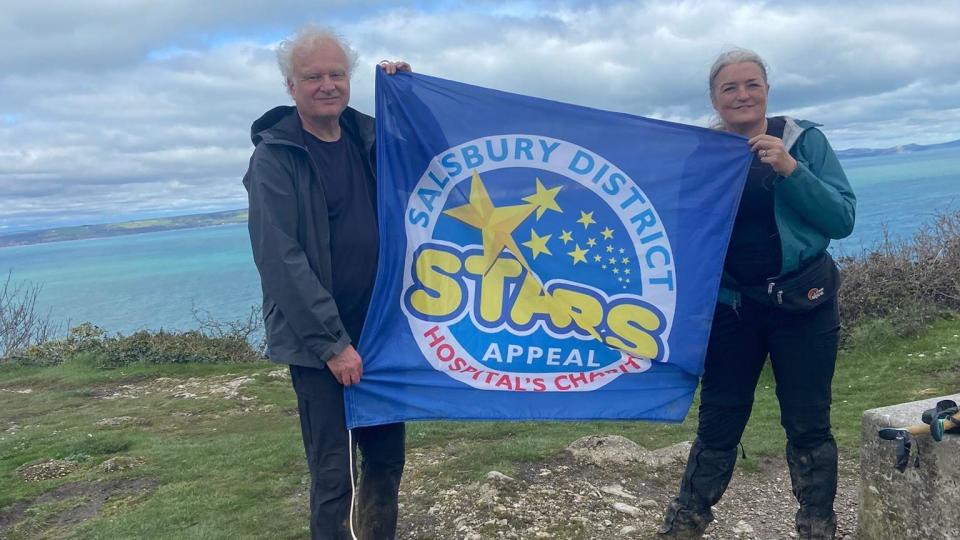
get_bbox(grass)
[1,316,958,538]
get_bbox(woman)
[658,49,855,539]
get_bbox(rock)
[733,520,754,535]
[612,502,640,517]
[99,456,144,473]
[860,393,960,540]
[640,441,693,467]
[638,499,659,509]
[566,435,645,465]
[620,525,638,535]
[267,369,288,379]
[95,416,134,427]
[485,470,516,483]
[601,484,637,500]
[16,459,78,482]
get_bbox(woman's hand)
[749,134,798,177]
[378,60,412,75]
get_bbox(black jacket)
[242,105,377,368]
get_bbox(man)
[242,24,409,539]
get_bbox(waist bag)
[728,252,841,313]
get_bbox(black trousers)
[697,295,840,451]
[290,365,406,540]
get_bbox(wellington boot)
[787,438,838,540]
[658,439,737,538]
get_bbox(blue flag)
[345,70,751,429]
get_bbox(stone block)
[860,393,960,539]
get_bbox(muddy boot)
[786,438,838,540]
[658,439,738,538]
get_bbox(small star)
[559,230,573,244]
[625,278,631,283]
[522,229,552,260]
[601,265,607,269]
[586,237,597,247]
[613,267,620,275]
[593,254,602,262]
[522,178,563,219]
[568,244,589,265]
[619,247,625,254]
[600,227,614,240]
[618,277,623,282]
[576,210,596,229]
[621,257,630,264]
[608,257,617,264]
[605,245,614,253]
[624,268,631,275]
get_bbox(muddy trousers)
[660,297,840,538]
[291,365,406,540]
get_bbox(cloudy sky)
[1,0,958,233]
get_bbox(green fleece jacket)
[718,117,856,307]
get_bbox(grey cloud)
[1,0,958,232]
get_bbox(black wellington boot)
[658,438,738,538]
[786,438,838,540]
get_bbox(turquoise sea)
[1,147,958,336]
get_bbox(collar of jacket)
[249,105,375,156]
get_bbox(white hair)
[276,24,360,86]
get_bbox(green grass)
[1,316,958,538]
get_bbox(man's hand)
[326,345,363,386]
[378,60,412,75]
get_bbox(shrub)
[0,272,60,358]
[837,210,960,337]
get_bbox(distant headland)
[3,137,958,249]
[0,209,248,248]
[835,138,960,159]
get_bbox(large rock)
[860,393,960,539]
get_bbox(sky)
[1,0,958,233]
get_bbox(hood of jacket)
[249,105,375,156]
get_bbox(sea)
[1,147,958,336]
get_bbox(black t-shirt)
[303,130,379,344]
[724,116,786,285]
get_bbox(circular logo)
[401,135,676,392]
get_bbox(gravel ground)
[396,439,858,539]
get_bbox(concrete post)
[860,393,960,539]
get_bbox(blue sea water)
[1,147,957,336]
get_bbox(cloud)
[1,0,958,231]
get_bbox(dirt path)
[397,444,858,539]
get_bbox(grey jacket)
[242,105,377,368]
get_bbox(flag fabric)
[345,70,751,429]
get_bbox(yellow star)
[593,254,602,262]
[444,169,536,273]
[601,227,614,240]
[568,244,589,265]
[522,229,552,260]
[619,247,625,254]
[612,267,620,274]
[624,268,631,275]
[621,256,630,264]
[605,245,614,253]
[608,257,617,264]
[586,237,597,247]
[576,210,596,229]
[522,178,563,220]
[559,230,573,244]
